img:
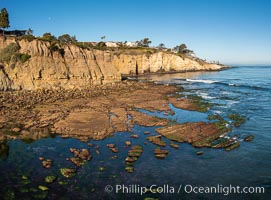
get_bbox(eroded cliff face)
[0,37,226,90]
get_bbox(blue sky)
[1,0,271,65]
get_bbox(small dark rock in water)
[99,166,105,171]
[147,135,166,147]
[125,146,143,172]
[170,142,179,149]
[38,157,44,161]
[42,159,52,169]
[125,141,131,146]
[196,151,203,156]
[107,144,119,153]
[70,148,92,161]
[87,143,94,147]
[154,148,169,155]
[225,142,240,151]
[244,135,254,142]
[130,134,139,139]
[106,144,115,148]
[154,147,169,159]
[110,147,119,153]
[70,157,87,167]
[110,155,118,160]
[79,148,91,160]
[125,156,137,163]
[128,145,143,157]
[155,154,167,159]
[125,166,134,173]
[68,148,92,167]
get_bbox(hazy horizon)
[1,0,271,65]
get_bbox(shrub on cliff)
[19,34,36,42]
[58,34,77,44]
[93,42,106,50]
[18,53,31,63]
[40,32,57,42]
[0,42,20,62]
[48,42,65,58]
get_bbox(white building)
[125,42,138,47]
[105,41,119,47]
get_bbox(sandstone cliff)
[0,37,227,90]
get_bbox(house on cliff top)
[0,29,27,36]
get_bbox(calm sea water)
[0,66,270,200]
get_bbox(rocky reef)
[0,37,227,91]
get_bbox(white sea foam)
[197,92,215,99]
[214,110,222,115]
[186,79,218,84]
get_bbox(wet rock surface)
[0,81,248,153]
[68,148,92,167]
[154,147,169,159]
[155,122,226,148]
[125,145,143,173]
[0,81,177,141]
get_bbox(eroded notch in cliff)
[136,61,139,75]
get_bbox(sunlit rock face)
[0,37,226,90]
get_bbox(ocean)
[0,66,270,199]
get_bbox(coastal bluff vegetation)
[0,35,227,91]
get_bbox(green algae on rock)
[228,113,246,127]
[38,185,49,191]
[225,142,240,151]
[125,145,143,173]
[128,145,143,156]
[99,166,105,171]
[68,148,92,167]
[244,135,254,142]
[60,168,76,178]
[69,157,87,167]
[156,121,229,148]
[45,175,57,183]
[125,166,134,173]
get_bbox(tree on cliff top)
[0,8,10,35]
[42,32,57,42]
[138,38,152,47]
[58,34,72,44]
[174,43,195,57]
